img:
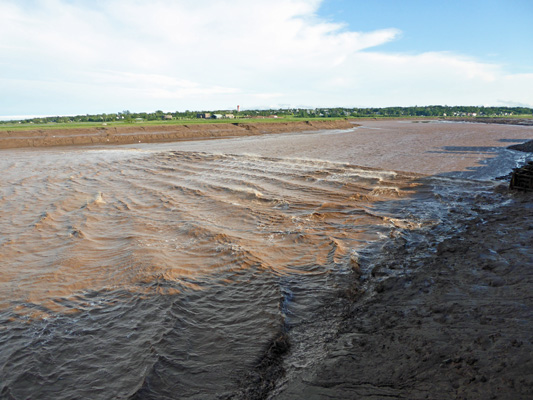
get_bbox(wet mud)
[275,190,533,399]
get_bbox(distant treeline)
[294,106,532,118]
[2,106,532,124]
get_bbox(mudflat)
[275,190,533,399]
[164,119,533,177]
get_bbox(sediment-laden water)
[0,122,530,399]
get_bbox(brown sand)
[276,188,533,399]
[0,120,353,149]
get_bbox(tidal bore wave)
[0,148,498,399]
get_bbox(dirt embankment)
[0,120,355,149]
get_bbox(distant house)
[212,114,224,119]
[225,114,235,119]
[197,113,211,119]
[164,114,173,120]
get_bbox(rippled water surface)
[1,121,531,399]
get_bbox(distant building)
[212,114,224,119]
[225,114,235,119]
[197,113,211,119]
[164,114,173,120]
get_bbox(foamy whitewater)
[0,121,531,399]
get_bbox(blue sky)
[1,0,532,119]
[318,0,533,73]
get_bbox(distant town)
[2,105,532,125]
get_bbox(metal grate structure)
[510,161,533,191]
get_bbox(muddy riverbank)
[0,120,354,149]
[272,186,533,400]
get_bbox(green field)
[0,116,347,132]
[2,113,532,133]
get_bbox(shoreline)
[0,120,354,149]
[272,184,533,399]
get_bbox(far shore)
[0,119,355,150]
[2,116,533,150]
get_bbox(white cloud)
[0,0,532,115]
[87,71,240,99]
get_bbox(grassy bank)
[3,114,531,133]
[0,117,346,132]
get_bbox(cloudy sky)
[1,0,532,118]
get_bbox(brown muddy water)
[0,121,532,399]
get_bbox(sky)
[1,0,532,118]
